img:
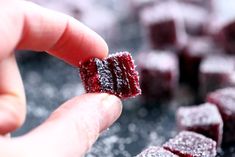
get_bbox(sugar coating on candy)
[200,55,235,73]
[163,131,217,157]
[140,1,186,49]
[180,37,214,87]
[138,51,178,101]
[207,87,235,116]
[199,55,235,97]
[177,103,223,146]
[136,146,179,157]
[79,52,141,99]
[207,87,235,144]
[139,51,178,73]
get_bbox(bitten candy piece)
[163,131,217,157]
[138,51,178,102]
[136,146,179,157]
[207,87,235,144]
[199,55,235,97]
[180,37,214,88]
[177,103,223,147]
[79,52,141,99]
[140,2,186,49]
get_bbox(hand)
[0,0,122,156]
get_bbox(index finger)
[1,0,108,66]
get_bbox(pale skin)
[0,0,123,156]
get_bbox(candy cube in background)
[207,87,235,144]
[140,1,186,50]
[208,0,235,54]
[177,103,223,147]
[163,131,217,157]
[199,55,235,98]
[138,51,178,102]
[136,146,179,157]
[179,37,216,89]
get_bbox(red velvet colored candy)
[177,103,223,147]
[136,146,179,157]
[79,52,141,99]
[163,131,217,157]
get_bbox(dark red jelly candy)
[140,2,186,49]
[177,103,223,147]
[209,1,235,54]
[138,51,178,102]
[79,52,141,99]
[163,131,217,157]
[180,37,214,88]
[136,146,179,157]
[199,55,235,97]
[207,87,235,144]
[219,22,235,54]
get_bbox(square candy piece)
[140,2,186,49]
[136,146,179,157]
[138,51,178,101]
[177,103,223,147]
[199,55,235,97]
[79,52,141,99]
[179,37,214,88]
[163,131,217,157]
[207,87,235,144]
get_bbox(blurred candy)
[177,103,223,147]
[199,55,235,97]
[179,37,215,88]
[207,87,235,144]
[163,131,217,157]
[179,3,209,36]
[138,51,178,102]
[140,2,186,49]
[136,146,179,157]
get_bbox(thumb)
[15,93,122,157]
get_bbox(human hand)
[0,0,122,156]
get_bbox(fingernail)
[99,95,122,131]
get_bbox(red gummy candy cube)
[79,52,141,99]
[177,103,223,147]
[207,87,235,144]
[163,131,217,157]
[136,146,179,157]
[199,55,235,97]
[180,37,214,88]
[140,2,186,49]
[138,51,178,102]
